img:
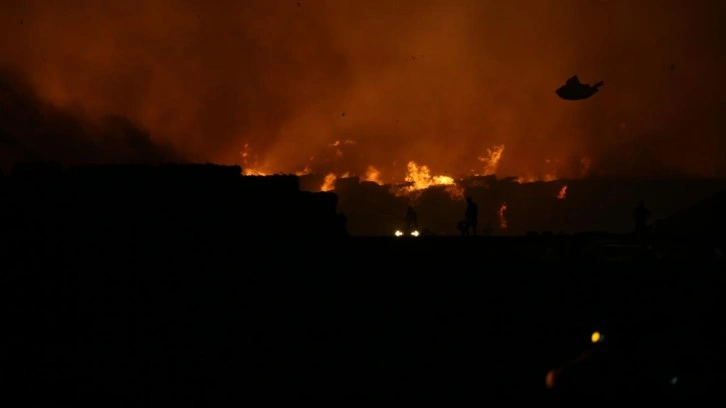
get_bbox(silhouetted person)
[556,75,604,100]
[405,205,418,232]
[633,200,651,236]
[465,197,479,236]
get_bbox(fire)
[404,161,455,190]
[401,161,464,200]
[478,144,505,175]
[320,173,336,191]
[557,185,568,200]
[498,202,508,230]
[328,139,356,147]
[240,143,267,175]
[243,168,269,176]
[364,166,383,185]
[296,164,312,176]
[516,173,558,184]
[329,140,356,158]
[543,173,557,182]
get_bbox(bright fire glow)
[498,202,508,229]
[364,166,383,184]
[320,173,337,191]
[239,140,568,198]
[478,144,505,175]
[557,185,568,200]
[405,161,454,189]
[401,161,464,200]
[591,331,603,343]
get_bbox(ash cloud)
[2,0,726,180]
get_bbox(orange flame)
[498,202,508,230]
[557,185,568,200]
[400,161,464,200]
[320,173,336,191]
[477,144,505,176]
[364,166,383,184]
[404,161,454,189]
[516,173,558,184]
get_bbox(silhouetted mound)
[239,174,301,195]
[0,162,346,242]
[556,75,604,100]
[10,161,63,182]
[655,189,726,236]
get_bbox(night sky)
[2,0,726,181]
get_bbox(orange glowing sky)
[2,0,726,180]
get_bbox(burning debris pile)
[303,173,726,237]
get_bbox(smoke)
[2,0,726,179]
[0,68,180,170]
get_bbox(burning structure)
[297,172,726,237]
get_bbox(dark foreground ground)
[3,234,725,405]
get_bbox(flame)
[364,166,383,185]
[400,161,465,200]
[404,161,455,190]
[556,185,568,200]
[328,139,357,147]
[243,168,269,176]
[242,140,567,190]
[329,140,356,158]
[240,143,267,175]
[516,173,558,184]
[498,202,508,230]
[478,144,505,175]
[296,164,312,176]
[320,173,337,191]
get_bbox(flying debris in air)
[555,75,604,101]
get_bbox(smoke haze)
[2,0,726,180]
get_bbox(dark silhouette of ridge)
[0,161,348,244]
[654,188,726,236]
[2,161,725,405]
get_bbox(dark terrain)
[2,163,725,405]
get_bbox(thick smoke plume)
[2,0,726,180]
[0,69,180,170]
